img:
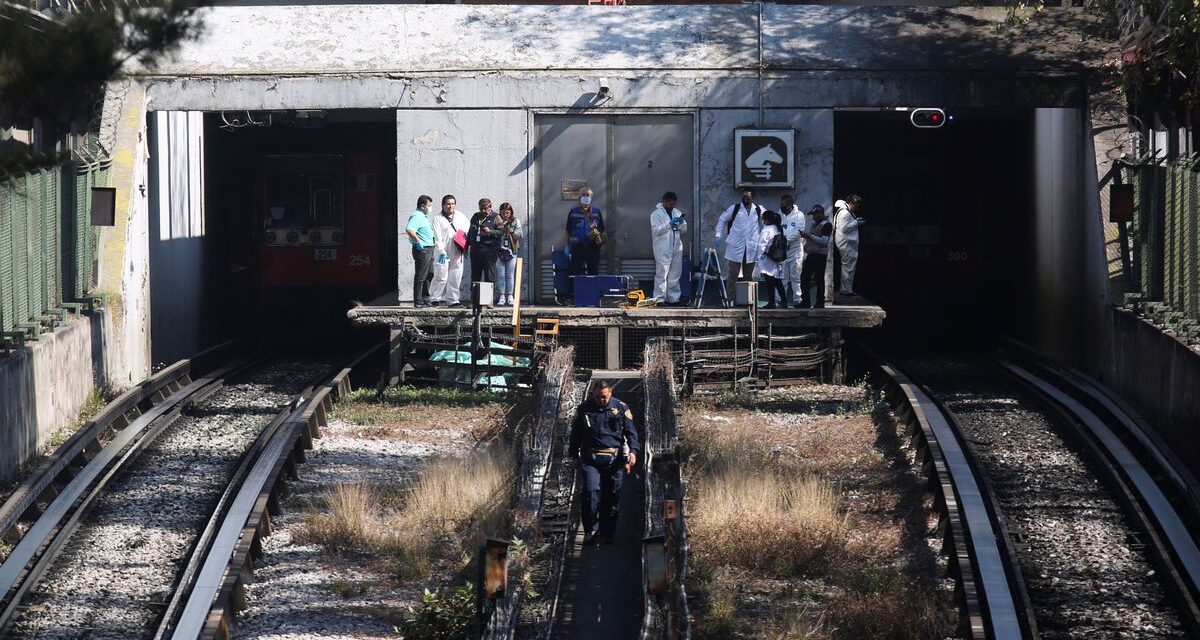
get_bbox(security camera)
[598,78,611,97]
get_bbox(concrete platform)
[347,292,886,330]
[350,291,885,380]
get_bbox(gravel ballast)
[6,360,329,640]
[906,357,1187,639]
[232,393,507,639]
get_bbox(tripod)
[692,247,730,308]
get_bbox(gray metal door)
[534,116,608,301]
[613,115,694,288]
[533,114,693,302]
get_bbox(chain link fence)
[0,133,109,351]
[1121,154,1200,347]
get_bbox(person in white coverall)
[826,194,864,298]
[714,188,764,300]
[779,194,808,304]
[429,194,470,306]
[650,191,688,305]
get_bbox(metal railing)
[640,338,691,640]
[1121,153,1200,345]
[0,137,109,351]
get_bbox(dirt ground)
[679,383,961,640]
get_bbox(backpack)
[767,231,788,262]
[725,203,763,236]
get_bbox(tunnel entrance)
[833,108,1035,349]
[203,110,397,339]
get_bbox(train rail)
[881,346,1200,639]
[0,344,373,640]
[863,347,1031,639]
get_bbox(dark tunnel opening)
[834,108,1035,352]
[202,110,398,343]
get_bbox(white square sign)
[734,129,795,188]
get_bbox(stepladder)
[692,247,730,308]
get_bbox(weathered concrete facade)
[117,4,1111,368]
[0,313,109,481]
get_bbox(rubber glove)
[563,243,572,258]
[438,253,447,265]
[714,236,724,250]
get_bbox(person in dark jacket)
[569,380,640,544]
[467,198,502,285]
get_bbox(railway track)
[866,344,1200,639]
[0,345,373,640]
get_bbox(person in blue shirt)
[405,195,437,307]
[563,187,605,303]
[569,380,640,545]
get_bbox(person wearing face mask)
[827,194,865,300]
[798,204,832,309]
[563,187,605,303]
[649,191,687,305]
[779,194,807,306]
[714,188,764,301]
[405,194,437,308]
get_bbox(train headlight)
[286,230,300,243]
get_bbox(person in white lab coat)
[827,194,864,299]
[429,194,470,306]
[714,188,764,300]
[779,194,808,305]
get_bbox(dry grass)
[298,445,515,579]
[682,398,958,640]
[825,574,951,640]
[690,470,849,576]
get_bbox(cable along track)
[0,356,334,640]
[902,354,1198,639]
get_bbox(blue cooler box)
[574,275,629,307]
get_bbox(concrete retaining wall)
[1108,308,1200,474]
[0,312,109,482]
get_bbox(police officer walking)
[569,380,640,545]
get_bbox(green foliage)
[0,1,205,127]
[397,585,475,640]
[335,385,518,426]
[1000,0,1200,111]
[1121,0,1200,109]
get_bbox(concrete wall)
[697,109,834,243]
[1032,108,1109,369]
[396,110,530,301]
[148,111,207,366]
[98,80,154,388]
[1109,308,1200,475]
[393,108,834,302]
[0,313,108,482]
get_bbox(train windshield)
[264,155,345,229]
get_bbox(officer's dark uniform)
[569,395,640,541]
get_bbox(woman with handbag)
[494,202,523,306]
